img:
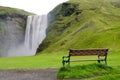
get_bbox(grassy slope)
[38,0,120,53]
[0,6,33,15]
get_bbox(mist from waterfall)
[7,15,48,57]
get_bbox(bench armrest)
[62,56,70,66]
[62,56,69,59]
[62,56,70,60]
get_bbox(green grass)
[57,51,120,79]
[92,74,120,80]
[0,6,33,16]
[0,51,119,69]
[0,53,64,69]
[57,63,120,79]
[0,51,120,79]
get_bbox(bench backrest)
[69,49,108,56]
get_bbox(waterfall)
[24,15,48,55]
[7,15,48,57]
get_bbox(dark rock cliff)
[0,6,33,56]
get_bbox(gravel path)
[0,69,58,80]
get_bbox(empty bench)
[62,48,109,66]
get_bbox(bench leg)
[105,59,107,65]
[98,55,101,63]
[105,55,107,65]
[98,60,100,63]
[68,61,70,66]
[62,60,70,67]
[62,60,65,67]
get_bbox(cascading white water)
[24,15,48,55]
[7,15,48,57]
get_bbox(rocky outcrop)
[0,14,27,56]
[0,6,33,57]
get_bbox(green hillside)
[38,0,120,53]
[0,6,34,16]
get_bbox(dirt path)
[0,69,58,80]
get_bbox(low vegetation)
[92,74,120,80]
[56,51,120,79]
[57,63,120,79]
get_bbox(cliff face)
[0,6,33,56]
[0,15,26,56]
[38,0,120,53]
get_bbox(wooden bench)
[62,48,109,66]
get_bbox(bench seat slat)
[70,49,108,56]
[70,59,105,62]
